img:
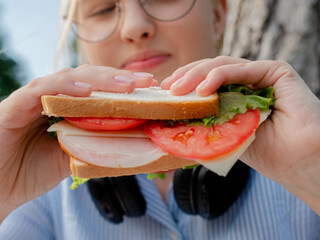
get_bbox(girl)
[0,0,319,239]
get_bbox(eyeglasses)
[72,0,197,43]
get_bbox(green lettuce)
[48,117,64,137]
[182,165,199,170]
[166,84,275,127]
[147,173,166,180]
[70,175,89,190]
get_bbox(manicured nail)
[74,81,91,89]
[171,77,184,88]
[196,80,208,90]
[133,72,153,78]
[114,75,135,83]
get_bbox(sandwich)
[41,85,275,182]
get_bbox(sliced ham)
[52,109,271,176]
[57,133,168,168]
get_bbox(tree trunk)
[223,0,320,97]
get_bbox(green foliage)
[0,30,24,98]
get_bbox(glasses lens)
[141,0,196,21]
[73,0,120,42]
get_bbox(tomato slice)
[65,117,148,131]
[144,109,260,160]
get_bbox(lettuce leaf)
[70,175,89,190]
[166,85,275,127]
[147,173,166,180]
[182,164,199,169]
[48,117,64,137]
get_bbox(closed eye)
[91,6,117,17]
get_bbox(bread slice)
[70,155,197,178]
[41,87,219,120]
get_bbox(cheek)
[170,4,218,64]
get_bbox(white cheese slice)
[198,134,255,176]
[197,109,271,176]
[48,120,149,138]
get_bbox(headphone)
[88,161,250,224]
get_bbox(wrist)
[0,206,15,224]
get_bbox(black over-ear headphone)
[88,161,250,224]
[87,176,146,224]
[173,160,250,219]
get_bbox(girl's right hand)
[0,65,155,221]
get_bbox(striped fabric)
[1,170,319,240]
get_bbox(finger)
[160,59,209,89]
[168,56,251,95]
[195,60,298,97]
[0,66,156,127]
[0,74,94,127]
[55,65,135,93]
[67,65,155,91]
[68,65,133,93]
[133,74,157,88]
[149,79,158,87]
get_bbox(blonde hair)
[54,0,85,71]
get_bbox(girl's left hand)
[161,56,320,215]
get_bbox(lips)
[123,50,171,72]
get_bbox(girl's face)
[78,0,226,82]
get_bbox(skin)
[162,58,320,215]
[81,0,225,81]
[0,0,319,223]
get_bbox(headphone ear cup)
[88,176,146,224]
[173,167,199,215]
[196,161,250,219]
[88,178,124,224]
[110,176,146,217]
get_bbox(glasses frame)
[73,0,197,43]
[138,0,197,22]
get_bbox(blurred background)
[0,0,319,98]
[0,0,60,97]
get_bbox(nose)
[119,2,155,43]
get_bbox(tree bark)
[223,0,320,96]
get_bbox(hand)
[161,56,320,214]
[0,65,156,221]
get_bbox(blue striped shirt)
[1,170,319,239]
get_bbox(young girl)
[0,0,319,239]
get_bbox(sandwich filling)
[48,85,275,179]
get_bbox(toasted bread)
[41,87,219,120]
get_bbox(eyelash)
[91,6,116,17]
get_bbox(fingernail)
[74,81,91,89]
[196,80,208,90]
[132,72,153,78]
[114,75,135,83]
[171,77,184,88]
